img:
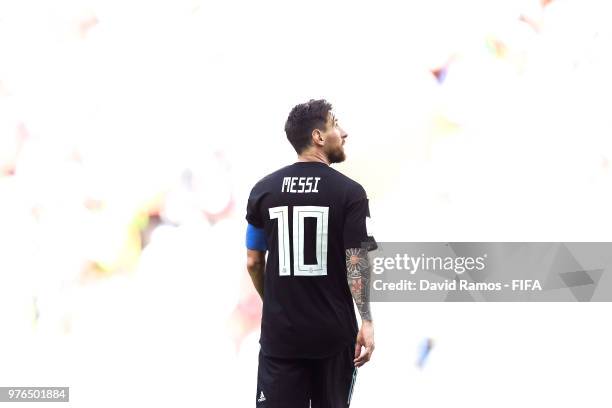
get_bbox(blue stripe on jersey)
[246,223,267,251]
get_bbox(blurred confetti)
[417,337,434,369]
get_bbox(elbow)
[246,258,260,272]
[247,256,263,274]
[246,251,264,273]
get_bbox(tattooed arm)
[346,247,375,367]
[346,248,372,321]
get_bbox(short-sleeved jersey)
[246,161,372,359]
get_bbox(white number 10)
[269,206,329,276]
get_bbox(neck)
[297,151,330,165]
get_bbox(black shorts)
[255,343,358,408]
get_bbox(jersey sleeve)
[342,183,372,249]
[246,183,265,228]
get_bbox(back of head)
[284,99,333,155]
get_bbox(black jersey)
[246,161,372,359]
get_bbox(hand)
[354,320,374,367]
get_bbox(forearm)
[345,248,372,322]
[247,258,265,300]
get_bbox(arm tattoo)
[346,248,372,321]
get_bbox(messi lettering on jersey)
[281,176,321,193]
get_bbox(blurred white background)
[1,0,611,406]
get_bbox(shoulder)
[327,166,367,201]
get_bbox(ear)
[312,129,325,146]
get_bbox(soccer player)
[245,99,376,407]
